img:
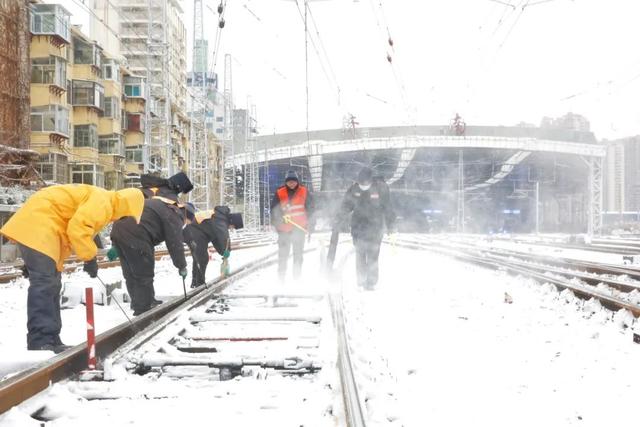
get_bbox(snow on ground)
[0,244,277,379]
[0,242,339,427]
[4,234,640,425]
[337,241,640,426]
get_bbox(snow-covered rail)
[0,246,366,426]
[0,233,277,284]
[391,234,640,317]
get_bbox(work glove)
[223,249,230,258]
[220,258,230,277]
[179,268,188,278]
[20,265,29,279]
[83,258,99,278]
[106,246,119,261]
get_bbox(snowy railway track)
[392,235,640,317]
[0,234,276,284]
[0,246,366,426]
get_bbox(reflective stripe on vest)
[277,186,308,232]
[195,209,215,224]
[152,196,177,205]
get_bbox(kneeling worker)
[183,205,244,287]
[0,185,143,352]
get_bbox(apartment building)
[30,2,147,190]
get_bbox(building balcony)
[72,80,104,110]
[124,76,146,98]
[31,105,70,139]
[31,56,67,95]
[31,4,71,45]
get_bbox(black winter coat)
[340,178,395,239]
[183,206,231,256]
[111,198,187,270]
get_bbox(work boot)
[151,298,163,306]
[133,306,151,316]
[29,343,72,354]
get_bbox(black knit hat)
[229,212,244,229]
[284,170,299,183]
[357,167,373,186]
[167,172,194,194]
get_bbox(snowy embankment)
[337,243,640,426]
[0,244,277,379]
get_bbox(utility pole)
[457,150,465,233]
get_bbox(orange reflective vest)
[277,186,308,232]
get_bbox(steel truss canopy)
[228,135,605,167]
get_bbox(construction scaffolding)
[0,0,39,185]
[116,0,189,177]
[222,54,236,208]
[243,104,260,230]
[188,0,210,210]
[0,0,30,150]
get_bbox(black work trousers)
[353,234,383,289]
[19,244,63,349]
[187,238,209,287]
[112,239,155,314]
[278,229,306,279]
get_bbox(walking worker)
[0,184,144,353]
[340,166,395,290]
[110,195,190,316]
[183,205,244,288]
[270,170,314,280]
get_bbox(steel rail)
[329,291,367,427]
[390,238,640,317]
[0,249,279,415]
[0,238,276,284]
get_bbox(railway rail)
[392,234,640,317]
[0,245,366,426]
[0,233,276,284]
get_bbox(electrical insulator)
[386,54,392,63]
[219,18,225,28]
[218,3,223,14]
[388,37,394,47]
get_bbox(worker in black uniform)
[110,196,189,315]
[139,171,194,201]
[339,166,396,290]
[183,205,244,288]
[270,170,314,280]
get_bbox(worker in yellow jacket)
[0,184,144,353]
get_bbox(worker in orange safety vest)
[270,170,314,280]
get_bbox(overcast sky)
[54,0,640,140]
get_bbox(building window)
[71,164,104,187]
[125,146,143,163]
[73,124,98,149]
[31,105,69,135]
[36,153,68,183]
[102,60,119,82]
[31,4,70,43]
[99,97,120,119]
[216,116,224,122]
[31,56,67,88]
[123,76,145,98]
[72,80,104,109]
[126,113,145,132]
[215,128,223,134]
[73,36,101,68]
[98,134,124,155]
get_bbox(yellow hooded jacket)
[0,184,144,271]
